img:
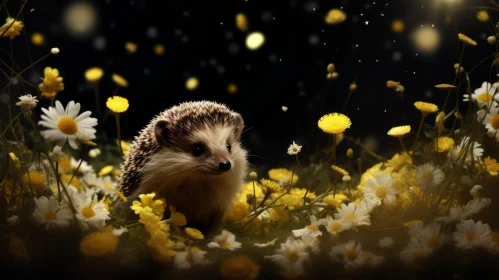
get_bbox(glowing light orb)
[153,44,165,55]
[324,9,347,24]
[125,42,137,53]
[245,32,265,50]
[185,77,199,91]
[62,2,98,37]
[411,26,440,54]
[391,20,405,33]
[477,10,489,22]
[227,83,238,94]
[31,32,44,45]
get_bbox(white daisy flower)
[406,220,424,237]
[363,251,384,268]
[322,215,352,235]
[301,234,320,254]
[378,237,394,248]
[435,205,465,224]
[49,145,65,162]
[96,175,118,198]
[363,173,398,205]
[463,81,499,108]
[334,201,371,227]
[470,185,483,198]
[266,237,309,275]
[7,215,20,226]
[400,242,432,264]
[287,141,302,155]
[453,219,495,250]
[173,247,209,269]
[68,188,110,230]
[292,215,323,238]
[415,163,445,190]
[32,196,73,230]
[477,104,499,142]
[70,157,94,174]
[415,223,446,250]
[16,94,38,114]
[111,227,128,237]
[330,240,365,270]
[38,100,98,149]
[81,172,99,188]
[448,136,484,166]
[207,230,242,250]
[464,197,491,217]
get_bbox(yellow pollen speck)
[246,32,265,50]
[153,44,165,55]
[31,32,45,45]
[235,13,249,31]
[227,83,238,94]
[57,117,78,135]
[44,211,57,220]
[185,77,199,91]
[125,41,137,53]
[391,19,405,33]
[375,186,388,199]
[81,206,96,219]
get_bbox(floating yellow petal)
[325,9,347,24]
[112,73,129,87]
[317,112,352,134]
[125,41,137,53]
[236,13,249,32]
[106,96,129,113]
[185,227,204,240]
[458,33,477,46]
[153,44,165,55]
[85,67,104,82]
[434,84,455,89]
[387,125,411,137]
[331,165,349,176]
[477,10,489,22]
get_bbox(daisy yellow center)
[44,211,57,220]
[466,232,477,241]
[477,93,493,102]
[220,241,232,248]
[427,235,439,248]
[57,117,78,135]
[412,251,425,261]
[423,170,434,181]
[375,186,388,199]
[307,224,318,231]
[490,114,499,129]
[104,182,113,189]
[345,249,358,261]
[81,206,96,219]
[288,251,299,263]
[329,223,342,232]
[345,215,356,221]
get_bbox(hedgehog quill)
[117,101,248,234]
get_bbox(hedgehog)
[117,101,248,234]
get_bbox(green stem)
[252,180,257,211]
[415,114,426,143]
[56,162,61,202]
[115,114,123,156]
[2,52,52,93]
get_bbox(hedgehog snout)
[219,161,231,172]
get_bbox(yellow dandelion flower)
[125,41,137,53]
[80,232,119,257]
[458,33,477,46]
[434,83,456,89]
[106,96,129,113]
[268,168,299,185]
[38,67,64,99]
[391,20,405,33]
[331,165,349,176]
[185,77,199,91]
[170,211,187,226]
[112,73,128,87]
[0,17,24,40]
[185,227,204,240]
[260,178,281,194]
[323,194,349,207]
[235,13,249,32]
[139,210,169,233]
[224,201,249,222]
[269,206,289,222]
[387,125,411,137]
[477,10,489,22]
[290,188,316,200]
[85,67,104,82]
[22,171,46,191]
[435,136,454,152]
[317,112,352,134]
[131,193,166,218]
[153,44,165,55]
[9,152,20,168]
[483,157,499,176]
[325,9,347,24]
[414,101,438,115]
[227,83,238,94]
[31,32,45,46]
[98,165,114,176]
[220,255,260,280]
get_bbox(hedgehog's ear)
[154,120,170,146]
[232,113,244,139]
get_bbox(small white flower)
[96,175,118,198]
[70,157,94,174]
[363,173,398,205]
[435,205,465,224]
[287,141,302,155]
[448,136,484,166]
[7,215,20,226]
[174,247,209,269]
[282,106,288,112]
[49,145,65,162]
[406,220,424,236]
[292,215,323,237]
[470,185,483,198]
[415,163,445,190]
[334,201,371,227]
[463,81,499,108]
[363,251,384,268]
[378,237,394,248]
[464,197,491,217]
[15,94,38,113]
[266,237,309,275]
[254,238,278,248]
[477,104,499,142]
[51,47,60,54]
[342,175,351,181]
[207,230,242,250]
[415,223,445,250]
[400,242,432,264]
[32,196,73,230]
[301,234,320,253]
[38,101,98,149]
[88,148,101,158]
[330,240,365,270]
[69,188,110,230]
[111,227,128,237]
[322,215,352,235]
[453,219,495,250]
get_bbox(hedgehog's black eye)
[226,143,232,153]
[192,143,205,157]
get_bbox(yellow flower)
[235,13,249,32]
[268,168,299,185]
[85,67,104,82]
[169,207,187,226]
[139,210,169,233]
[185,227,204,240]
[131,193,166,218]
[269,206,289,222]
[477,10,489,22]
[22,170,46,191]
[148,230,176,262]
[331,165,349,176]
[324,9,347,24]
[434,84,456,89]
[224,201,250,222]
[483,157,499,176]
[112,73,129,87]
[98,165,114,176]
[435,136,454,152]
[387,125,411,137]
[323,194,349,207]
[414,101,438,115]
[153,44,165,55]
[9,152,20,168]
[0,17,24,40]
[290,188,316,200]
[318,112,352,134]
[220,255,260,280]
[260,178,281,194]
[38,67,64,99]
[80,232,119,257]
[385,152,412,172]
[458,33,477,46]
[31,32,45,45]
[106,96,129,113]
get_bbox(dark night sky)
[1,0,494,167]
